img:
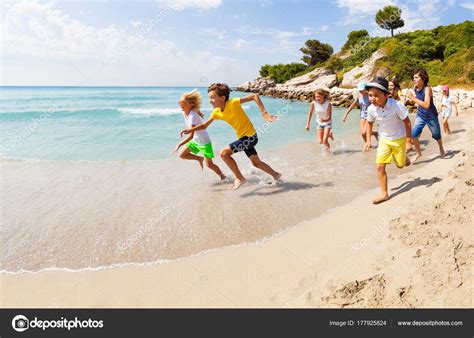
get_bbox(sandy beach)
[1,109,472,308]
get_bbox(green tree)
[258,63,307,83]
[342,29,369,51]
[324,55,343,72]
[299,39,333,67]
[375,6,404,37]
[259,64,272,77]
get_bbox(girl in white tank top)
[305,89,333,154]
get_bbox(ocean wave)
[118,107,180,116]
[118,107,213,116]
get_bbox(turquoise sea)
[0,86,359,161]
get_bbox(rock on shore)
[237,73,474,110]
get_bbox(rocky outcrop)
[236,67,341,104]
[330,87,357,107]
[341,51,387,87]
[283,67,332,86]
[237,77,276,93]
[236,59,474,109]
[432,86,473,110]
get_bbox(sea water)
[0,86,360,161]
[1,86,383,273]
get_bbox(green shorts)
[186,140,214,159]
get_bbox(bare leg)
[323,127,331,154]
[249,154,281,181]
[445,118,451,135]
[205,158,226,180]
[373,163,390,204]
[220,147,246,190]
[406,138,413,152]
[316,128,324,145]
[360,119,367,142]
[411,137,422,163]
[372,130,379,142]
[442,118,448,136]
[179,147,203,170]
[437,139,445,158]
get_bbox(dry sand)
[1,110,472,308]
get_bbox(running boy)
[172,89,226,180]
[407,68,445,162]
[342,81,378,143]
[180,83,281,190]
[363,77,412,204]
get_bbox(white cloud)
[460,2,474,11]
[335,0,394,24]
[395,2,441,33]
[0,1,248,86]
[335,0,456,29]
[156,0,222,11]
[234,38,247,49]
[2,1,124,61]
[236,25,328,39]
[234,25,330,51]
[130,20,142,28]
[198,28,226,40]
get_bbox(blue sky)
[1,0,472,86]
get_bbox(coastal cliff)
[236,74,473,111]
[237,21,473,110]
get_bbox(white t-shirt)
[367,98,409,140]
[185,111,211,145]
[313,100,331,124]
[441,95,452,113]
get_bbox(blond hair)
[181,89,202,111]
[314,88,330,101]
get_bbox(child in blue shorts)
[407,68,445,163]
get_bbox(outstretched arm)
[180,118,214,137]
[306,102,314,131]
[402,117,412,148]
[240,94,278,122]
[342,99,358,122]
[172,131,193,154]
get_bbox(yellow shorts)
[376,137,407,168]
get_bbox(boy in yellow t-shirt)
[180,83,281,190]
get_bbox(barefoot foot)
[372,194,390,204]
[411,153,421,163]
[229,178,246,190]
[439,148,446,158]
[273,172,282,182]
[405,157,411,167]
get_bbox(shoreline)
[236,78,474,111]
[1,109,472,308]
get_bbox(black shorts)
[229,134,258,157]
